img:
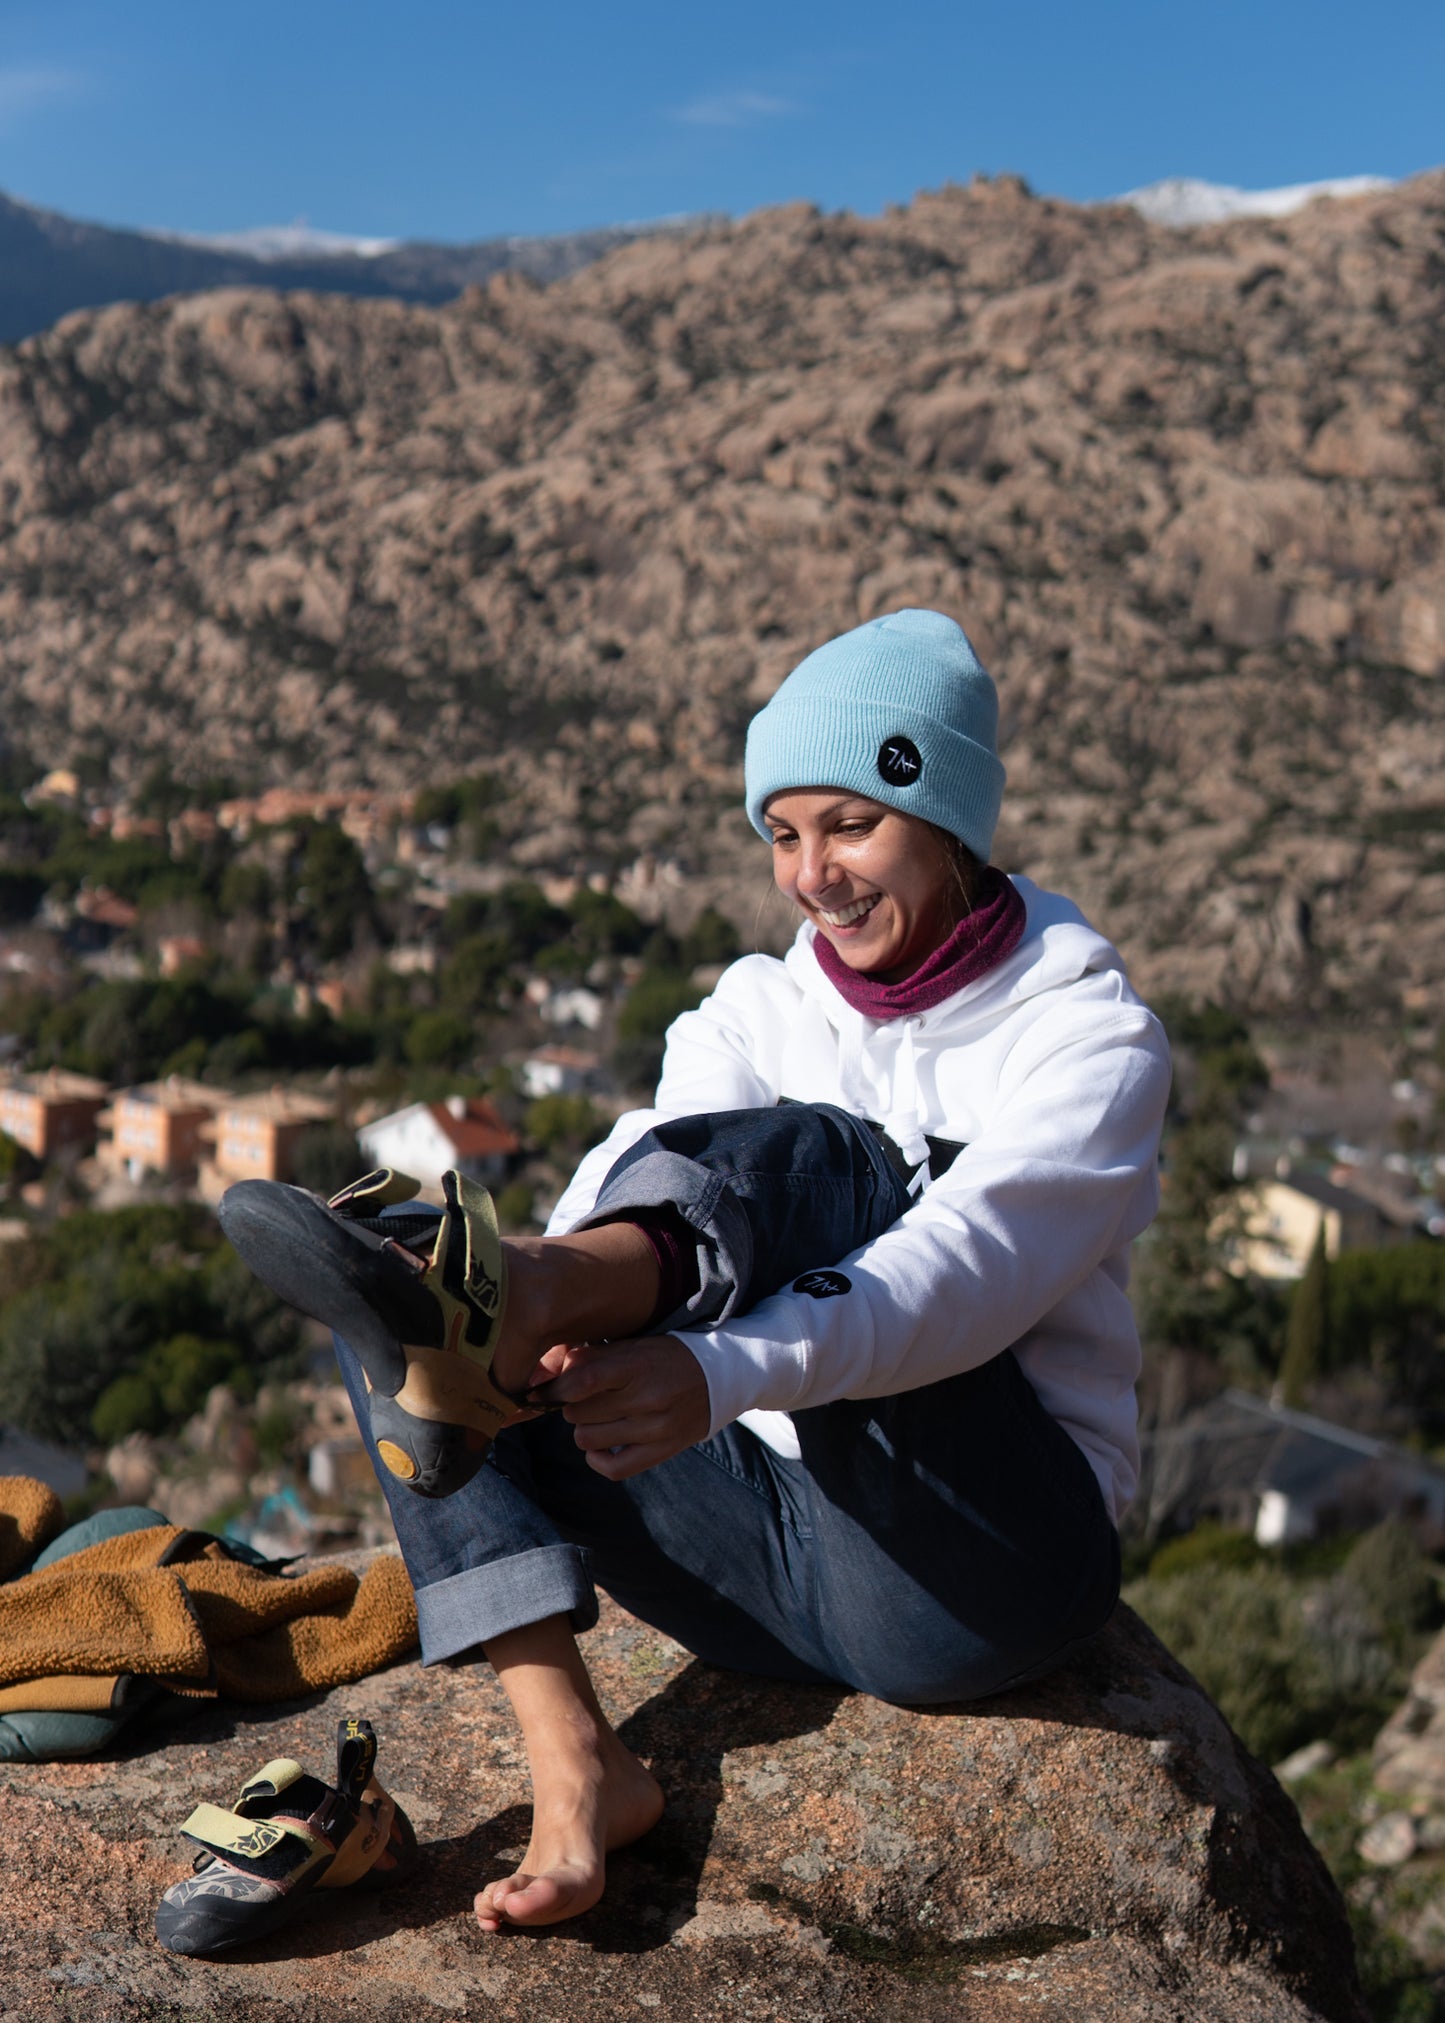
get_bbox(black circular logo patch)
[878,736,922,788]
[793,1269,852,1300]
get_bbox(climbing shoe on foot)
[218,1166,530,1498]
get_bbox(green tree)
[438,933,511,1018]
[91,1372,165,1445]
[494,1180,537,1232]
[290,1121,363,1198]
[679,905,741,970]
[293,822,377,961]
[1131,1000,1274,1368]
[525,1094,605,1158]
[405,1010,475,1068]
[0,1204,300,1444]
[413,771,503,855]
[567,888,650,964]
[1279,1223,1330,1407]
[218,860,273,920]
[612,968,705,1092]
[1325,1243,1445,1431]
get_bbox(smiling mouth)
[816,894,881,929]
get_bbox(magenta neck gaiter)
[811,867,1026,1020]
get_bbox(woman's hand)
[525,1335,710,1481]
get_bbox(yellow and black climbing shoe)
[218,1166,530,1498]
[154,1716,417,1957]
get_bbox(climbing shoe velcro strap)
[328,1168,421,1216]
[438,1169,504,1330]
[180,1802,326,1882]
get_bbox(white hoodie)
[548,877,1172,1524]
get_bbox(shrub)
[615,970,704,1045]
[255,1395,303,1467]
[525,1094,605,1157]
[405,1010,475,1068]
[290,1121,363,1198]
[147,1334,246,1423]
[91,1372,165,1445]
[0,1203,299,1445]
[437,933,511,1018]
[611,967,705,1093]
[1147,1521,1264,1580]
[1341,1521,1441,1652]
[679,905,741,970]
[1127,1521,1441,1763]
[1128,1563,1304,1761]
[494,1181,537,1232]
[568,888,650,962]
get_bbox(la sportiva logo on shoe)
[793,1269,851,1299]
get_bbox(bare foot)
[474,1732,663,1932]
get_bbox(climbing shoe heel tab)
[335,1716,378,1805]
[328,1169,421,1215]
[237,1758,305,1807]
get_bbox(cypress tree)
[1279,1220,1330,1407]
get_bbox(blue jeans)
[334,1104,1121,1705]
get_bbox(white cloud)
[670,88,798,129]
[0,64,87,133]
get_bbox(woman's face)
[764,788,960,983]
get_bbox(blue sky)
[1,0,1439,242]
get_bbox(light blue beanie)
[744,609,1005,861]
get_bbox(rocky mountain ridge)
[0,188,703,348]
[1,171,1442,1017]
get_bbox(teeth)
[819,895,880,928]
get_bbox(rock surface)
[0,1583,1364,2021]
[1375,1623,1445,1802]
[1,172,1443,1015]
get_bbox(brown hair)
[933,826,985,916]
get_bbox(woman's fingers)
[532,1336,710,1475]
[523,1340,590,1390]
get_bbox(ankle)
[501,1225,661,1368]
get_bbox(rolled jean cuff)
[583,1147,752,1327]
[413,1543,598,1663]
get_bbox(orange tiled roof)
[428,1099,520,1161]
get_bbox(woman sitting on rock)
[224,607,1171,1935]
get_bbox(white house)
[520,1046,600,1100]
[357,1095,520,1189]
[541,987,605,1032]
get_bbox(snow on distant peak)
[159,219,399,262]
[1118,174,1394,227]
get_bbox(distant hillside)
[0,171,1441,1018]
[0,190,700,346]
